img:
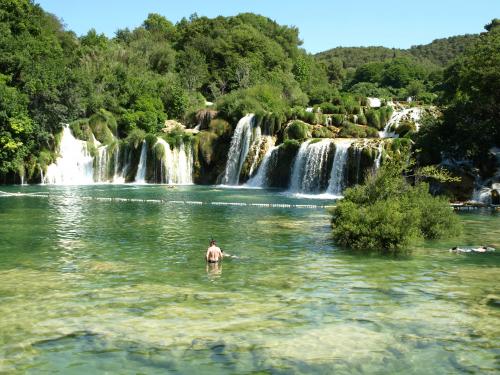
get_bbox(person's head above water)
[210,239,216,246]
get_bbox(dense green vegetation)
[316,34,479,70]
[331,157,462,254]
[0,0,334,180]
[316,34,480,102]
[415,19,500,168]
[0,0,498,194]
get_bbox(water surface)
[0,185,499,374]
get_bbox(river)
[0,185,499,374]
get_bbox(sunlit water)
[0,185,499,374]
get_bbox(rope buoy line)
[0,191,335,209]
[2,191,498,210]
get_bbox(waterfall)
[112,144,124,183]
[222,114,255,185]
[114,146,130,184]
[374,142,384,169]
[134,141,147,183]
[246,145,279,188]
[95,145,109,182]
[327,139,354,196]
[40,168,45,185]
[379,106,423,138]
[44,125,94,184]
[155,138,193,184]
[354,145,363,184]
[174,142,193,184]
[247,127,264,177]
[289,139,333,193]
[472,147,500,203]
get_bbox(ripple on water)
[0,186,499,373]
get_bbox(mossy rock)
[89,109,117,144]
[208,119,231,136]
[69,119,93,142]
[192,129,232,184]
[267,140,300,188]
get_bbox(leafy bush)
[331,158,461,254]
[208,119,231,136]
[312,126,335,138]
[284,120,310,140]
[395,120,416,137]
[378,106,393,127]
[69,119,93,142]
[331,114,345,126]
[89,109,116,144]
[339,123,378,138]
[365,109,381,129]
[216,84,287,125]
[125,128,146,149]
[320,102,336,114]
[357,113,368,125]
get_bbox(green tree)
[420,20,500,165]
[331,157,461,254]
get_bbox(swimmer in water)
[205,239,223,263]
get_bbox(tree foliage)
[416,20,500,166]
[331,157,462,254]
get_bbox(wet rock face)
[492,189,500,205]
[267,141,300,188]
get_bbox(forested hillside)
[315,34,479,70]
[0,0,498,192]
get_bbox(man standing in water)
[206,239,223,263]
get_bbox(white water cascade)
[44,125,94,184]
[222,114,255,185]
[134,141,147,183]
[472,147,500,203]
[112,144,125,183]
[155,138,193,184]
[95,145,109,182]
[379,106,423,138]
[289,139,333,193]
[374,141,384,169]
[246,145,279,188]
[326,139,354,196]
[247,127,264,177]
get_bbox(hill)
[316,34,479,69]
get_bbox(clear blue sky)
[36,0,499,53]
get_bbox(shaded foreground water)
[0,185,499,374]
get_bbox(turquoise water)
[0,185,499,374]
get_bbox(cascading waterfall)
[222,114,255,185]
[44,125,94,184]
[472,147,500,203]
[95,145,109,182]
[247,127,264,177]
[246,145,279,188]
[379,106,423,138]
[134,141,147,183]
[354,144,364,184]
[155,138,193,184]
[327,139,354,196]
[289,139,333,193]
[112,144,125,183]
[374,142,384,169]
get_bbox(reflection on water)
[206,262,222,280]
[0,185,499,374]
